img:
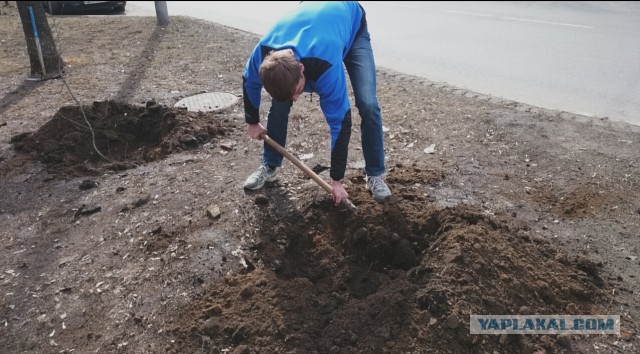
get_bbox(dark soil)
[1,2,639,354]
[9,100,229,177]
[168,198,610,354]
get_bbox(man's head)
[259,49,305,102]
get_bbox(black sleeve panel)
[243,76,260,124]
[300,57,333,82]
[330,109,352,181]
[261,45,276,61]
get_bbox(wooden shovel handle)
[261,134,357,212]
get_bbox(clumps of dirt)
[10,100,231,177]
[530,182,624,218]
[525,180,624,219]
[165,169,611,354]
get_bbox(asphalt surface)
[126,1,640,126]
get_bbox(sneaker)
[243,165,278,190]
[366,175,392,202]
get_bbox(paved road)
[126,1,640,126]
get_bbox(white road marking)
[446,10,593,29]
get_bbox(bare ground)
[1,3,639,354]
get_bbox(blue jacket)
[243,1,365,181]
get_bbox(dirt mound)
[165,168,610,354]
[10,100,230,177]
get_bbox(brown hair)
[259,49,301,102]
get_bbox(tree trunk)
[17,1,62,79]
[154,1,170,26]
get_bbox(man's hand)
[247,123,266,139]
[331,179,348,205]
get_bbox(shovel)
[261,133,357,213]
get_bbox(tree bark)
[17,1,62,79]
[154,1,170,26]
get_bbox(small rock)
[206,204,221,219]
[351,227,369,246]
[220,141,236,151]
[423,144,436,154]
[240,256,256,272]
[240,285,255,299]
[566,303,578,314]
[57,255,76,268]
[0,121,7,127]
[79,180,97,190]
[74,204,101,218]
[311,164,329,174]
[133,194,151,208]
[446,314,460,329]
[300,153,314,160]
[554,252,569,264]
[557,335,571,347]
[203,317,220,337]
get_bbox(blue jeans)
[263,23,385,177]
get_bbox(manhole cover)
[174,92,239,112]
